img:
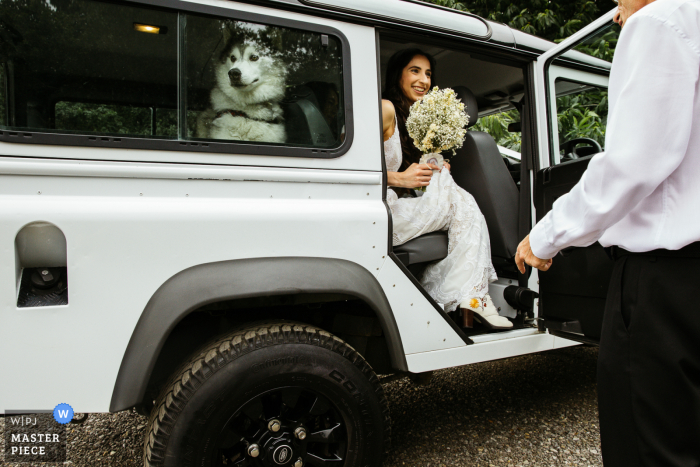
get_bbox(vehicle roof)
[292,0,611,70]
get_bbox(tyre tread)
[143,322,390,466]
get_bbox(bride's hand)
[442,161,451,172]
[401,163,434,188]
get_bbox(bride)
[382,48,512,330]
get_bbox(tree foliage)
[425,0,618,153]
[425,0,610,42]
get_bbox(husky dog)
[196,29,287,143]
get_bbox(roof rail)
[299,0,492,40]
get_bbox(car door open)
[534,10,619,345]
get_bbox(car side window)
[0,0,348,154]
[555,80,608,162]
[185,15,345,148]
[550,21,619,165]
[0,0,178,138]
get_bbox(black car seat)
[450,86,520,275]
[283,85,336,147]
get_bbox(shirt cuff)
[529,221,559,260]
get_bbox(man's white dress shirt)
[530,0,700,259]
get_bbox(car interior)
[379,36,529,331]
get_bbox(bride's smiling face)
[400,55,432,103]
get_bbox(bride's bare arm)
[382,100,396,141]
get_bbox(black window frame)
[0,0,354,159]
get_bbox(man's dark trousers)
[598,244,700,467]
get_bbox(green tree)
[426,0,618,152]
[426,0,611,42]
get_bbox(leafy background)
[425,0,618,154]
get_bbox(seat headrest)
[453,86,478,128]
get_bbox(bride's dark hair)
[382,48,437,171]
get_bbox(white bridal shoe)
[460,294,513,330]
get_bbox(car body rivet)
[498,307,501,311]
[248,444,260,457]
[37,191,42,195]
[139,193,143,196]
[268,419,281,432]
[294,427,307,440]
[294,458,303,467]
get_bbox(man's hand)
[515,235,553,274]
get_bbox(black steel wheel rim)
[213,386,348,466]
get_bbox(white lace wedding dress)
[385,119,497,312]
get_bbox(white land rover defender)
[0,0,619,465]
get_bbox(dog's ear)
[219,22,243,63]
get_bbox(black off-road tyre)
[144,322,390,467]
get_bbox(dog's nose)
[228,68,241,80]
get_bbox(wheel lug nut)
[294,427,307,440]
[247,444,260,457]
[268,419,281,432]
[294,458,303,467]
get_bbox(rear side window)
[0,0,178,139]
[0,0,350,156]
[185,15,345,148]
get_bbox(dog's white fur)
[196,36,287,143]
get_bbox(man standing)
[515,0,700,465]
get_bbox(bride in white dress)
[382,48,512,330]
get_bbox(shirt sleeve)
[530,13,700,259]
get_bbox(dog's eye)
[249,55,259,62]
[230,56,237,63]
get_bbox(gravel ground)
[1,346,601,467]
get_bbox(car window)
[572,22,620,64]
[0,0,178,138]
[472,109,521,153]
[184,14,345,148]
[0,0,348,153]
[555,80,608,162]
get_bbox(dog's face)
[213,30,287,106]
[223,43,268,90]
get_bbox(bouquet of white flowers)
[406,86,469,171]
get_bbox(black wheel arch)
[109,257,406,412]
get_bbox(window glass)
[473,109,521,153]
[555,79,608,163]
[185,15,345,148]
[0,0,177,137]
[572,22,620,64]
[0,62,6,127]
[55,102,178,137]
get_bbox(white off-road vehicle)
[0,0,619,465]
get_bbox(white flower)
[406,86,469,155]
